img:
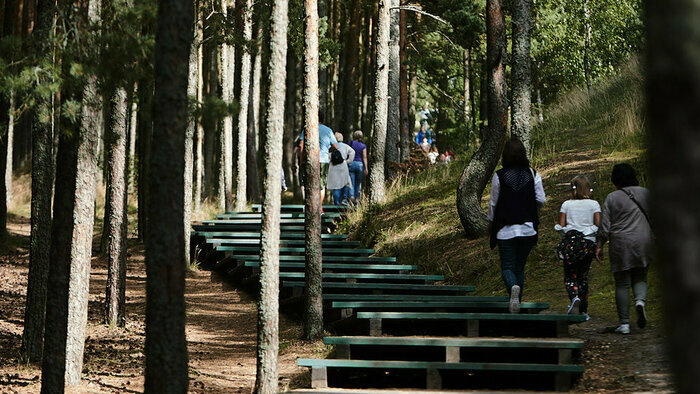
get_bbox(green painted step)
[205,238,360,247]
[323,336,583,349]
[244,262,417,271]
[296,358,584,373]
[228,255,396,262]
[252,204,349,212]
[192,231,347,239]
[279,272,444,281]
[356,312,586,322]
[331,301,549,311]
[215,246,375,255]
[322,294,509,302]
[219,212,343,218]
[193,224,306,232]
[202,218,334,224]
[282,281,474,292]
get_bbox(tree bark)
[479,56,488,141]
[456,0,508,238]
[647,1,700,392]
[185,0,200,268]
[511,0,532,156]
[42,1,101,387]
[234,0,253,212]
[221,0,235,212]
[302,0,323,341]
[137,79,153,240]
[5,91,13,208]
[369,0,390,204]
[463,48,472,128]
[283,50,297,199]
[254,0,287,390]
[385,0,400,178]
[340,0,362,139]
[194,10,204,212]
[22,0,54,362]
[144,0,193,391]
[583,0,592,94]
[399,5,410,161]
[246,19,262,203]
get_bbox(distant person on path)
[420,138,431,154]
[596,164,653,335]
[487,138,546,313]
[348,130,368,202]
[428,145,439,164]
[554,175,601,320]
[293,137,304,199]
[299,111,338,208]
[327,132,354,205]
[415,123,433,145]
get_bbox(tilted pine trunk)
[510,0,532,156]
[385,0,400,178]
[647,1,700,392]
[456,0,508,238]
[302,0,323,340]
[144,0,193,390]
[254,0,287,390]
[368,0,390,204]
[22,0,55,361]
[235,0,253,212]
[42,2,101,387]
[185,0,200,268]
[399,5,410,162]
[221,0,235,212]
[105,86,129,327]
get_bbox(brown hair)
[502,137,529,168]
[571,175,593,199]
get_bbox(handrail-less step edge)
[322,336,584,348]
[355,312,587,322]
[296,359,584,373]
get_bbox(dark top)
[490,166,539,248]
[350,140,366,162]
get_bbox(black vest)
[490,166,539,248]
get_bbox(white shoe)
[582,313,591,321]
[615,324,630,334]
[567,296,581,315]
[636,300,647,329]
[509,285,521,314]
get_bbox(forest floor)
[0,215,321,393]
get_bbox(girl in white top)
[554,176,601,318]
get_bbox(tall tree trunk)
[583,0,592,94]
[22,0,55,362]
[361,4,375,138]
[479,56,488,142]
[283,50,297,199]
[5,91,13,208]
[104,87,129,327]
[647,1,700,392]
[254,0,287,390]
[463,48,472,129]
[536,88,544,122]
[235,0,253,211]
[317,0,328,113]
[368,0,390,204]
[302,0,323,340]
[385,0,400,178]
[194,11,204,212]
[185,0,200,268]
[42,1,101,387]
[399,5,410,162]
[137,78,153,240]
[128,85,138,194]
[511,0,532,156]
[246,20,262,203]
[221,0,234,212]
[144,0,193,390]
[456,0,508,237]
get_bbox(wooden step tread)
[356,312,586,322]
[331,301,549,309]
[296,359,584,373]
[283,281,474,292]
[323,295,509,302]
[232,255,396,262]
[244,262,417,271]
[280,273,444,281]
[215,246,374,254]
[206,239,360,247]
[193,232,347,239]
[323,336,584,349]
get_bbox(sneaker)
[615,324,630,334]
[509,285,521,314]
[636,301,647,329]
[567,296,581,315]
[582,313,591,321]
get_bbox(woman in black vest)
[487,138,546,313]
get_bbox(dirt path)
[0,217,318,393]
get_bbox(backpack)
[330,148,344,165]
[556,230,595,263]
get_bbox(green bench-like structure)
[205,238,360,248]
[243,261,417,272]
[330,301,550,318]
[279,272,443,283]
[252,204,349,213]
[214,246,375,256]
[225,254,396,263]
[218,212,343,219]
[192,231,347,239]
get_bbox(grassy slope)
[343,58,661,324]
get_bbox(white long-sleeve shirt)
[487,170,546,240]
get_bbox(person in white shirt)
[487,138,546,313]
[554,175,601,320]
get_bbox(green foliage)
[287,0,342,68]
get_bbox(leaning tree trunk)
[235,0,253,212]
[399,5,410,162]
[254,0,287,390]
[143,0,193,391]
[22,0,55,363]
[647,1,700,392]
[369,0,390,204]
[456,0,508,238]
[511,0,532,157]
[385,0,400,178]
[41,0,101,387]
[302,0,323,341]
[104,86,129,327]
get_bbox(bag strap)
[621,188,652,226]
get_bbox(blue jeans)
[333,186,350,205]
[348,161,364,199]
[497,236,537,298]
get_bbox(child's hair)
[430,145,438,153]
[571,175,593,199]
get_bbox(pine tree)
[511,0,532,156]
[368,0,390,203]
[235,0,254,212]
[385,0,400,177]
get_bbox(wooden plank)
[193,232,347,239]
[202,218,334,224]
[219,212,343,218]
[193,224,306,231]
[205,238,360,247]
[355,312,587,323]
[230,255,396,262]
[252,204,350,212]
[244,262,417,271]
[280,273,444,281]
[322,336,584,349]
[296,359,585,373]
[330,301,549,310]
[282,281,474,292]
[322,294,509,302]
[215,246,375,255]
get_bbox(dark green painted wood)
[296,359,584,373]
[252,204,350,212]
[219,212,343,218]
[279,273,444,281]
[202,218,334,224]
[322,294,510,302]
[322,336,584,349]
[215,246,375,255]
[230,255,396,262]
[356,312,587,323]
[205,238,361,247]
[192,232,347,239]
[282,281,474,292]
[244,262,417,271]
[193,224,306,232]
[331,301,549,310]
